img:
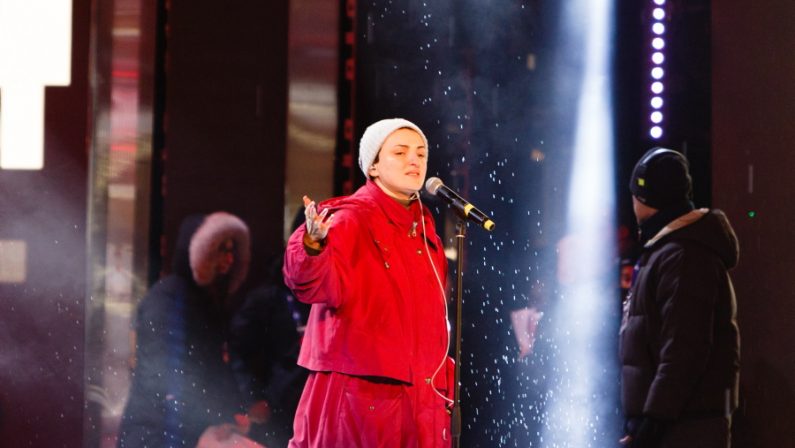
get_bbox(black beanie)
[629,147,692,209]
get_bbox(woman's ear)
[368,164,379,178]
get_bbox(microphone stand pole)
[451,219,466,448]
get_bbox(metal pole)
[451,219,466,448]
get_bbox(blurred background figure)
[117,212,252,447]
[509,286,545,361]
[228,249,310,447]
[618,224,640,304]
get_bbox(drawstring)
[416,193,454,406]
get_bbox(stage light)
[647,1,667,140]
[541,0,620,445]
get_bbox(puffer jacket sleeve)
[643,243,722,418]
[283,208,359,308]
[118,284,174,446]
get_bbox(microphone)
[425,177,495,231]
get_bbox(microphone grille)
[425,177,443,195]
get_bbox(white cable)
[416,194,455,405]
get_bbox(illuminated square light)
[0,0,73,170]
[653,8,665,20]
[654,0,666,5]
[651,67,664,79]
[651,111,663,123]
[651,96,664,109]
[652,52,665,64]
[650,126,663,139]
[652,37,665,49]
[1,86,45,169]
[651,81,664,94]
[652,23,665,35]
[0,240,27,283]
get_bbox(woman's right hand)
[303,195,333,243]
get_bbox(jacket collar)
[364,180,425,234]
[644,208,709,248]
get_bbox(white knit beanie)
[358,118,428,178]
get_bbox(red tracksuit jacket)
[284,180,453,447]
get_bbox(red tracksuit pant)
[289,371,451,448]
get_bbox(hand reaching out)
[303,195,333,243]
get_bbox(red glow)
[112,69,139,79]
[110,143,136,153]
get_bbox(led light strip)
[649,0,666,140]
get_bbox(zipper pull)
[409,221,418,238]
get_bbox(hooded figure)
[620,149,740,448]
[118,212,251,448]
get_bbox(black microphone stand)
[451,219,466,448]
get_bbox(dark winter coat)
[229,282,309,446]
[620,209,740,421]
[118,213,250,448]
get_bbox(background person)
[619,148,740,448]
[118,212,252,448]
[229,249,311,447]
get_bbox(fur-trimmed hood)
[189,212,250,295]
[645,208,739,269]
[172,212,250,296]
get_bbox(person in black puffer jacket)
[620,148,740,448]
[118,212,251,448]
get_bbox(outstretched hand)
[303,195,333,243]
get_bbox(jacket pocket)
[337,377,416,447]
